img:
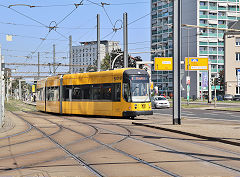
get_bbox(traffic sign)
[185,57,208,71]
[154,57,173,71]
[211,86,220,90]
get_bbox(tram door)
[101,83,113,115]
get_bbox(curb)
[132,122,240,147]
[23,101,36,106]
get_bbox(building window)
[236,53,240,61]
[236,38,240,46]
[236,87,240,94]
[236,69,240,77]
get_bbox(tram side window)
[92,84,101,100]
[102,84,112,101]
[47,87,59,101]
[63,86,72,101]
[72,86,83,100]
[123,83,131,102]
[37,88,43,101]
[82,85,90,100]
[113,83,121,102]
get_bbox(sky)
[0,0,151,79]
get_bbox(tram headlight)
[134,104,137,109]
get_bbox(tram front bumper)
[123,110,153,117]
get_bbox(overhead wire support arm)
[8,4,36,8]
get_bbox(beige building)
[224,23,240,95]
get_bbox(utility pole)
[123,12,128,68]
[173,0,181,125]
[97,14,100,72]
[53,44,56,75]
[214,79,217,108]
[69,35,72,73]
[0,44,2,127]
[187,28,190,105]
[19,80,22,100]
[6,71,9,102]
[38,52,40,79]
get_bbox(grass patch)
[5,99,36,112]
[215,107,240,111]
[181,104,209,109]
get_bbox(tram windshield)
[123,76,150,102]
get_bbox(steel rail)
[26,111,179,177]
[0,113,102,172]
[24,111,133,158]
[66,116,240,175]
[47,115,180,177]
[0,119,32,140]
[11,112,105,177]
[0,126,62,149]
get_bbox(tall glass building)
[151,0,240,98]
[151,0,173,96]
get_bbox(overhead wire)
[101,4,114,28]
[0,4,48,27]
[1,1,84,58]
[0,20,150,30]
[56,1,83,26]
[128,12,151,26]
[1,1,151,75]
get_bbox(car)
[233,95,240,101]
[152,96,170,109]
[212,95,223,101]
[224,94,233,101]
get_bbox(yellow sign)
[185,57,208,71]
[154,57,173,71]
[32,85,36,93]
[6,35,12,41]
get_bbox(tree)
[101,49,142,70]
[86,60,97,72]
[101,53,111,70]
[218,69,224,86]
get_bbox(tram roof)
[62,68,146,79]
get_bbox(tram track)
[25,111,180,177]
[59,114,240,175]
[0,119,32,140]
[9,111,105,177]
[6,110,240,176]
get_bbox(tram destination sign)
[185,57,208,71]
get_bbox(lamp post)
[187,28,190,105]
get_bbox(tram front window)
[131,82,150,102]
[123,76,150,103]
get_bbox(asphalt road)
[153,108,240,122]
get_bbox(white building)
[72,40,120,73]
[151,0,240,99]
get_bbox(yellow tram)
[36,68,153,118]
